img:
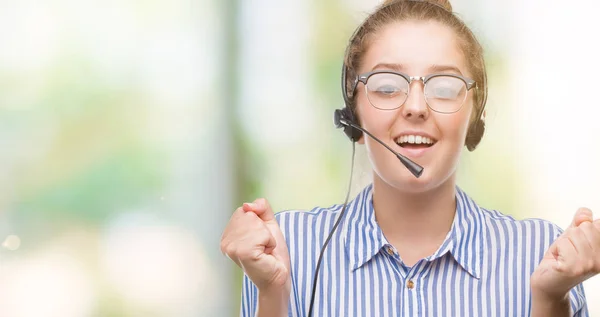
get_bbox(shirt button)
[407,280,415,289]
[386,247,394,255]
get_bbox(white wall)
[509,0,600,313]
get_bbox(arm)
[241,274,290,317]
[531,283,588,317]
[257,286,290,317]
[530,291,570,317]
[221,199,292,317]
[530,208,598,317]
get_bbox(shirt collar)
[343,185,386,273]
[343,184,485,279]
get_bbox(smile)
[394,134,437,148]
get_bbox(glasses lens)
[365,73,409,110]
[424,76,467,113]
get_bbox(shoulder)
[456,186,563,253]
[456,187,564,248]
[274,203,346,243]
[275,204,346,222]
[475,206,566,266]
[273,184,373,245]
[479,207,564,242]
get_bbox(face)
[355,20,474,193]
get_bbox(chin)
[375,165,455,195]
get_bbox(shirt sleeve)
[240,273,258,317]
[570,282,588,317]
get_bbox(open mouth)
[394,135,437,149]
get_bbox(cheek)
[360,108,398,137]
[355,93,396,132]
[437,105,472,142]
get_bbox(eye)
[432,87,460,99]
[366,73,408,98]
[375,85,400,96]
[426,76,466,100]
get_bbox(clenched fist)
[531,208,600,307]
[220,198,291,292]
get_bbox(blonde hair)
[344,0,487,151]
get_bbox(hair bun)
[382,0,453,12]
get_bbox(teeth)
[395,135,435,145]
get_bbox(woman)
[220,0,600,316]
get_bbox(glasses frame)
[352,70,477,114]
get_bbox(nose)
[401,78,429,121]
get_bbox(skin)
[220,20,600,317]
[356,21,473,195]
[354,21,473,266]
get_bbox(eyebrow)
[370,63,464,76]
[429,64,463,75]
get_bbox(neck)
[372,175,457,254]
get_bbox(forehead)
[361,20,468,75]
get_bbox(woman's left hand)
[531,208,600,300]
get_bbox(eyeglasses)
[352,70,476,114]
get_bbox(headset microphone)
[333,109,424,178]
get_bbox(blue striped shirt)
[241,184,588,316]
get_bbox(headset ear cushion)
[341,107,363,142]
[465,118,485,151]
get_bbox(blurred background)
[0,0,598,316]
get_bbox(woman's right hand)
[220,198,291,293]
